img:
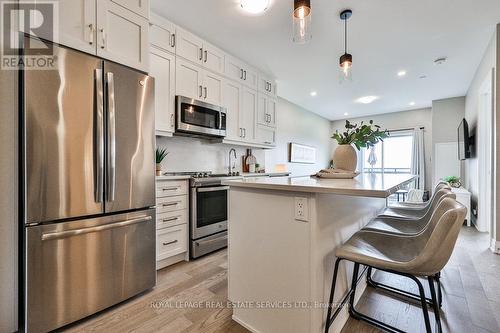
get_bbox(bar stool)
[324,198,466,333]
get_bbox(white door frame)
[477,69,495,235]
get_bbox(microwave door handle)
[106,72,116,202]
[94,69,104,203]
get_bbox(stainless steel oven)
[190,184,229,258]
[176,95,227,138]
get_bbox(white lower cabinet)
[156,179,189,269]
[150,47,175,136]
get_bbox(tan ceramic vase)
[156,163,162,176]
[333,144,358,172]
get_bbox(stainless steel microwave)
[175,96,227,138]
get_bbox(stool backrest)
[420,189,456,220]
[409,198,467,275]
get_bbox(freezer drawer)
[26,209,156,333]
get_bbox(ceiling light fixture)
[339,9,353,83]
[344,112,349,116]
[240,0,270,14]
[409,101,416,106]
[310,91,317,96]
[292,0,311,44]
[356,96,379,104]
[397,70,407,77]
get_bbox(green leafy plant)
[156,147,169,164]
[332,120,389,150]
[444,176,461,187]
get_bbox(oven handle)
[197,186,230,193]
[195,235,228,247]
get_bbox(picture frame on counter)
[288,143,316,164]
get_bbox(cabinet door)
[258,75,277,96]
[203,71,223,105]
[58,0,96,54]
[150,48,175,136]
[110,0,150,18]
[225,55,244,82]
[97,0,149,72]
[176,58,203,99]
[257,94,277,128]
[176,27,203,65]
[222,80,242,141]
[150,13,175,54]
[202,42,225,74]
[242,66,258,89]
[240,87,257,142]
[255,125,276,146]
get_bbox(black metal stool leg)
[428,276,442,333]
[435,272,443,308]
[324,258,342,333]
[409,275,432,333]
[348,263,360,314]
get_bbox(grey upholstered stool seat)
[324,198,467,333]
[363,189,456,236]
[379,182,451,219]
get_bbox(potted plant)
[155,147,169,176]
[331,120,388,171]
[444,176,461,188]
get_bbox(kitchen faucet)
[228,148,237,175]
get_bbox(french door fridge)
[22,38,156,333]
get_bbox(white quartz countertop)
[156,175,191,181]
[241,172,291,178]
[222,173,416,198]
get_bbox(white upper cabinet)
[97,0,149,71]
[110,0,150,18]
[202,42,225,74]
[203,71,223,106]
[257,93,277,128]
[176,58,203,99]
[258,74,277,97]
[176,27,204,65]
[58,0,96,54]
[255,125,276,146]
[240,87,257,142]
[222,80,243,142]
[150,13,176,54]
[225,55,258,89]
[150,47,175,136]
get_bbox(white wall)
[464,25,497,240]
[331,108,433,189]
[265,98,332,176]
[0,62,18,331]
[156,98,332,176]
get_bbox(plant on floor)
[444,176,461,188]
[332,120,389,150]
[155,147,169,176]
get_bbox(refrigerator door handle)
[41,215,152,241]
[106,72,117,202]
[94,68,104,203]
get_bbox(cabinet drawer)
[156,180,188,197]
[156,210,187,230]
[157,224,187,261]
[157,195,187,213]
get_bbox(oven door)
[191,186,228,239]
[176,96,226,137]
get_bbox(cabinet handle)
[163,240,178,246]
[264,141,272,145]
[162,201,180,207]
[199,85,203,98]
[243,128,246,138]
[204,50,208,63]
[162,216,181,223]
[88,24,95,45]
[162,186,180,191]
[239,128,242,137]
[100,28,106,49]
[204,86,207,99]
[244,70,247,80]
[171,33,176,48]
[170,114,174,128]
[240,69,244,80]
[199,48,203,61]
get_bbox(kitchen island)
[222,173,415,333]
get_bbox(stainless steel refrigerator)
[22,37,156,333]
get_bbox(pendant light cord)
[344,16,347,53]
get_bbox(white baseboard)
[490,239,500,254]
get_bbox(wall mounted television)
[458,118,471,160]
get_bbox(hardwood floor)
[61,226,500,333]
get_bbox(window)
[362,131,414,174]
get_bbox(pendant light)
[339,9,353,83]
[293,0,312,44]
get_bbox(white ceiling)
[151,0,500,120]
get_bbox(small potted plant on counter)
[155,147,169,176]
[444,176,462,188]
[331,120,388,171]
